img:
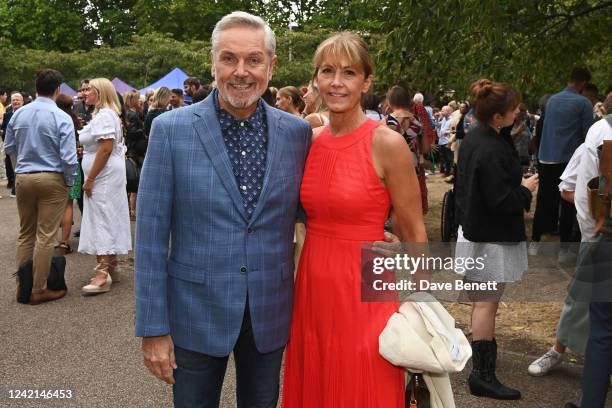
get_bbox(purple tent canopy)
[111,77,136,94]
[59,82,77,97]
[138,67,189,95]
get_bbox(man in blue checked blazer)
[135,12,311,408]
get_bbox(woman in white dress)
[79,78,131,294]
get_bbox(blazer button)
[240,266,247,273]
[247,228,253,234]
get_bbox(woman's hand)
[521,174,539,192]
[83,138,114,197]
[83,178,95,197]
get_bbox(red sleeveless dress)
[282,119,404,407]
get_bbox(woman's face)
[515,106,527,122]
[148,95,155,105]
[499,106,519,128]
[84,84,97,106]
[316,56,371,114]
[275,93,292,112]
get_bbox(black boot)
[468,339,521,400]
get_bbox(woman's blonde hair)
[123,89,140,111]
[152,87,171,109]
[313,32,373,79]
[89,77,121,115]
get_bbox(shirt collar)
[564,86,579,95]
[213,89,265,131]
[35,96,56,105]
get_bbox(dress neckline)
[319,118,378,150]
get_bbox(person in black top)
[124,90,146,218]
[144,87,171,138]
[455,79,538,401]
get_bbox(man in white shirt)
[437,106,453,175]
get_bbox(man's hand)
[372,231,402,257]
[142,335,177,384]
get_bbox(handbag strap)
[409,375,418,408]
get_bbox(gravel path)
[0,186,609,407]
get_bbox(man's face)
[170,93,182,108]
[183,84,196,97]
[211,26,276,117]
[77,83,89,102]
[11,94,23,110]
[582,89,597,106]
[459,103,468,114]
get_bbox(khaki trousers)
[15,173,68,293]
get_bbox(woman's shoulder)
[305,111,328,129]
[98,107,119,116]
[90,108,120,134]
[311,125,326,142]
[373,123,406,151]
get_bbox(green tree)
[86,0,139,47]
[375,0,612,104]
[0,0,95,51]
[133,0,257,42]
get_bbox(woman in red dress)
[282,32,428,407]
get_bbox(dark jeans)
[532,162,580,243]
[438,144,453,175]
[6,154,15,193]
[581,301,612,408]
[559,199,581,245]
[173,304,284,408]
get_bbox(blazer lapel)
[249,105,282,224]
[192,96,248,222]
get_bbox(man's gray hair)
[211,11,276,59]
[413,92,424,104]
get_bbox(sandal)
[55,242,73,255]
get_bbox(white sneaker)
[528,347,564,376]
[528,242,540,256]
[558,249,577,263]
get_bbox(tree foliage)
[375,0,611,102]
[0,0,610,106]
[0,0,95,51]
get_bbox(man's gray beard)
[220,85,262,110]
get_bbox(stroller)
[440,183,458,242]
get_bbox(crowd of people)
[2,10,611,408]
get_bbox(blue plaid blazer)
[134,93,311,356]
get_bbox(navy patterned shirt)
[214,90,268,218]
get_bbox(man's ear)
[210,51,216,79]
[268,55,278,81]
